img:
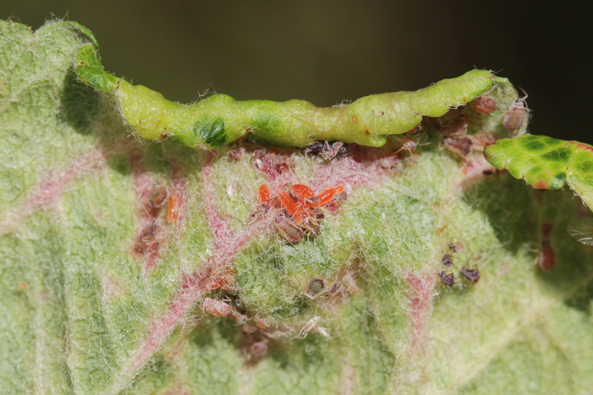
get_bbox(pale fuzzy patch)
[0,148,106,236]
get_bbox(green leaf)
[3,19,593,395]
[485,134,593,210]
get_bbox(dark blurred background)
[2,0,591,142]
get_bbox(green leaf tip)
[71,28,495,149]
[485,134,593,210]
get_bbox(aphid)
[303,142,324,155]
[166,192,180,223]
[202,297,232,317]
[503,93,529,132]
[250,342,268,358]
[275,215,303,242]
[539,240,556,271]
[395,138,421,154]
[460,266,481,283]
[448,243,457,253]
[304,277,325,299]
[443,136,473,157]
[297,316,323,338]
[470,95,497,114]
[441,254,453,267]
[320,141,348,161]
[568,218,593,246]
[438,271,455,286]
[228,147,245,161]
[148,184,169,208]
[138,221,159,250]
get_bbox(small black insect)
[448,243,456,253]
[303,142,324,155]
[460,267,480,284]
[442,254,453,267]
[438,271,455,287]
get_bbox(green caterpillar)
[74,27,496,149]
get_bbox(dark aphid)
[336,143,350,159]
[539,240,556,271]
[503,94,529,132]
[443,136,473,157]
[470,95,497,114]
[448,243,457,253]
[303,142,324,155]
[442,254,453,267]
[438,271,455,286]
[315,141,346,161]
[149,184,169,208]
[304,277,325,299]
[460,266,481,283]
[228,147,245,161]
[250,342,268,358]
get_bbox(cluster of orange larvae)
[251,183,347,242]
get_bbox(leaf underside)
[2,20,593,395]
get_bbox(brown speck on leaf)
[438,271,455,286]
[442,254,453,267]
[460,266,481,283]
[228,147,246,161]
[539,240,556,271]
[17,282,27,291]
[351,114,358,123]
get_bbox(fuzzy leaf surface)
[2,20,593,395]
